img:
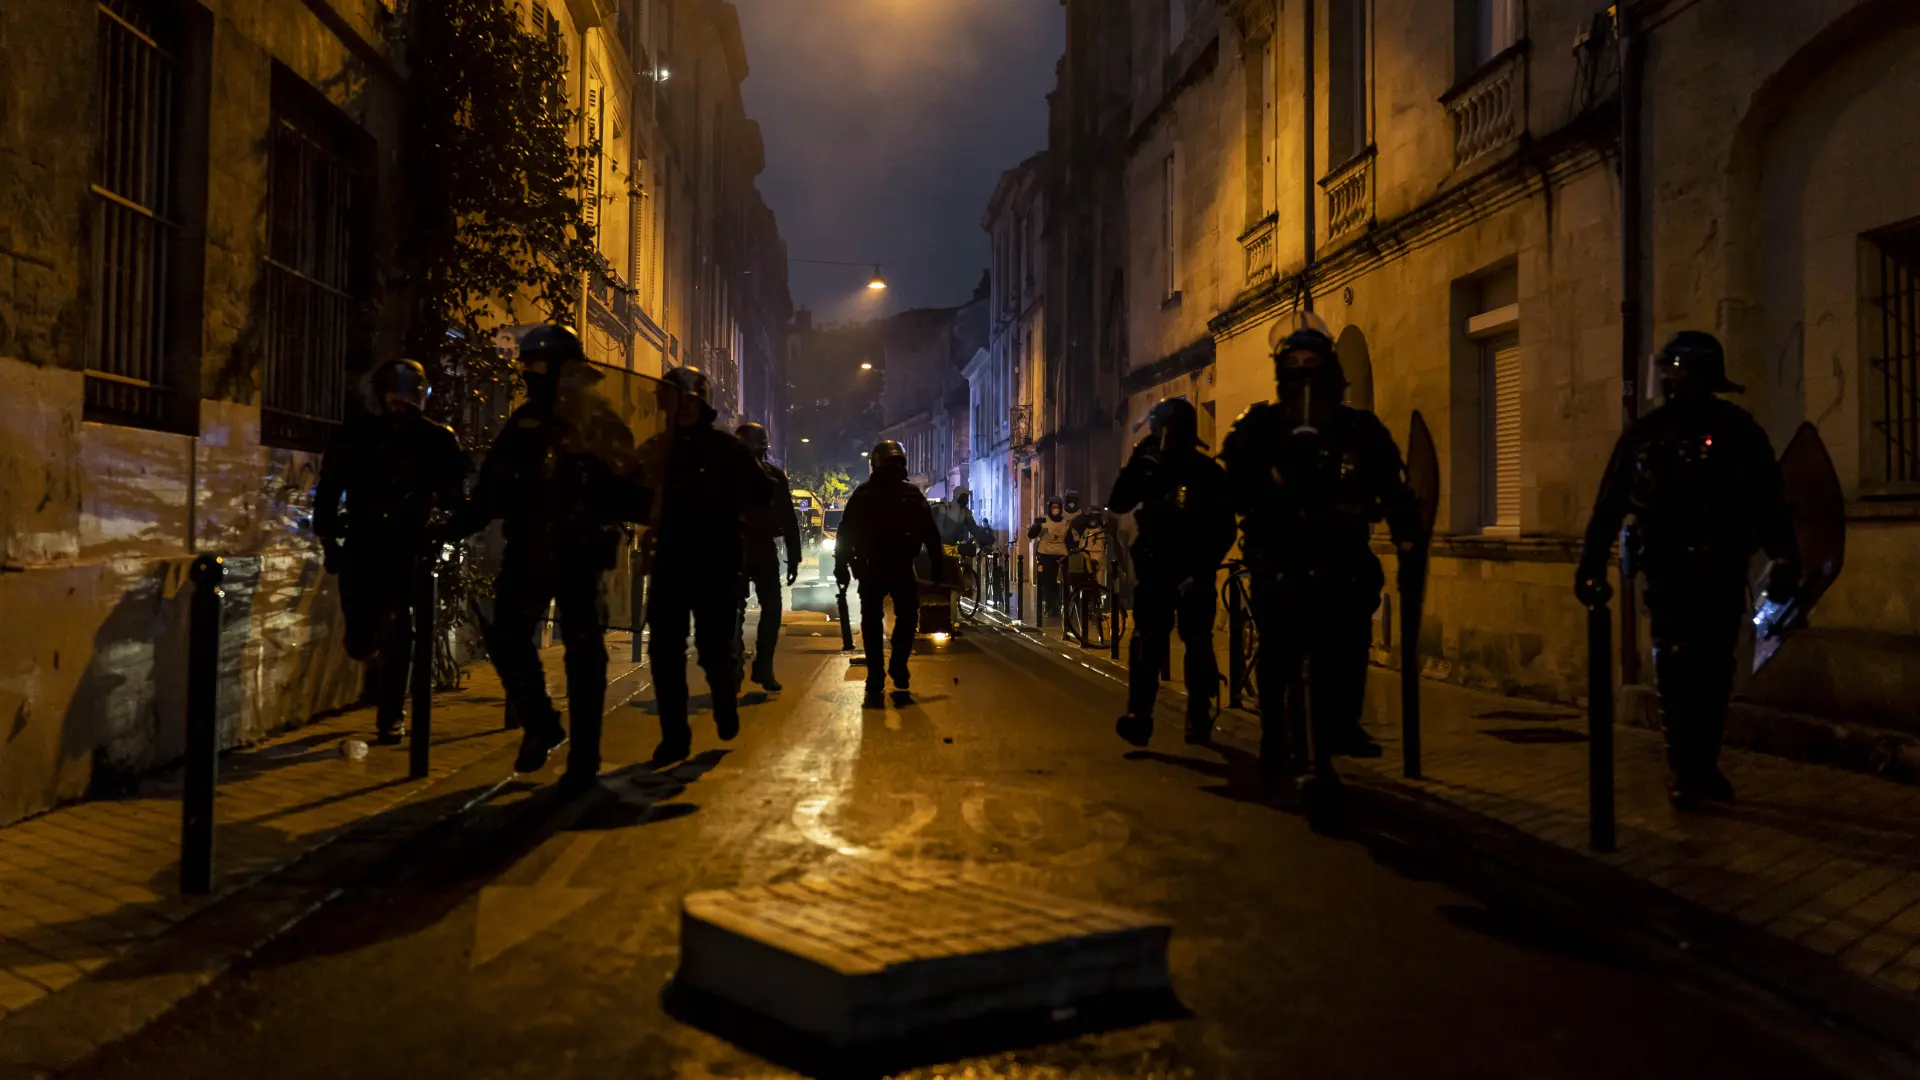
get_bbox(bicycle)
[1063,568,1127,651]
[1221,559,1260,708]
[956,539,986,625]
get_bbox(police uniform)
[737,448,802,689]
[1222,334,1422,769]
[639,414,776,754]
[1108,405,1237,743]
[314,374,467,741]
[1578,331,1797,804]
[837,445,945,702]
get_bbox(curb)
[1203,710,1920,1080]
[0,663,652,1080]
[975,622,1920,1079]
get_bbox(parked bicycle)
[1222,559,1260,707]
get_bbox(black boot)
[712,692,740,741]
[1115,714,1153,747]
[888,658,911,691]
[1184,712,1213,746]
[862,681,886,709]
[653,719,693,765]
[513,710,567,773]
[752,658,783,692]
[375,715,407,746]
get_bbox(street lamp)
[800,437,810,443]
[866,265,888,291]
[860,362,873,370]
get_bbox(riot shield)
[1399,410,1441,779]
[1751,422,1846,675]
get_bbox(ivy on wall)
[397,0,602,686]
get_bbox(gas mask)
[1046,500,1064,522]
[1276,351,1339,436]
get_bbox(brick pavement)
[678,868,1172,1044]
[1001,612,1920,1005]
[0,639,645,1022]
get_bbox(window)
[1459,0,1520,78]
[1452,266,1520,532]
[88,0,183,427]
[1329,0,1368,166]
[1162,153,1178,299]
[1866,220,1920,488]
[262,78,364,449]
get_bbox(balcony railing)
[1240,213,1277,285]
[1319,148,1374,241]
[1444,49,1523,167]
[1009,403,1033,448]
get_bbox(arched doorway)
[1336,325,1373,412]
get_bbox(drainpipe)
[1617,3,1644,684]
[1301,0,1317,312]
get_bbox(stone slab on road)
[677,869,1172,1046]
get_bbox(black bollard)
[1587,598,1617,853]
[410,548,437,780]
[182,555,225,895]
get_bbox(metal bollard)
[1587,598,1617,852]
[409,548,438,780]
[182,555,225,895]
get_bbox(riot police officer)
[1027,496,1069,622]
[735,422,802,692]
[1577,330,1799,808]
[315,359,467,744]
[637,368,777,761]
[447,326,646,787]
[1221,324,1424,774]
[836,440,946,708]
[1109,399,1237,746]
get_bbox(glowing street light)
[866,265,888,291]
[800,437,810,443]
[860,362,873,370]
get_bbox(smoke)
[733,0,1063,323]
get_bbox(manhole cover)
[676,870,1170,1046]
[1479,727,1588,745]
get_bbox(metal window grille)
[262,108,356,449]
[1869,221,1920,486]
[88,0,177,425]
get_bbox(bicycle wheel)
[958,568,982,621]
[1079,588,1112,649]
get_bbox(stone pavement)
[998,609,1920,1013]
[678,869,1171,1044]
[0,638,645,1023]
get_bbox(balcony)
[1318,148,1374,242]
[1240,213,1277,285]
[1009,404,1033,448]
[1443,47,1524,168]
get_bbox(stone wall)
[0,0,406,826]
[1089,0,1920,728]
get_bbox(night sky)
[733,0,1064,326]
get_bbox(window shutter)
[1492,340,1522,528]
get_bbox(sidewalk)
[1002,612,1920,1045]
[0,638,645,1024]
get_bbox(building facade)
[0,0,790,826]
[979,155,1050,619]
[1041,0,1920,745]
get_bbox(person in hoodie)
[835,440,946,708]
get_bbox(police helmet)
[1147,397,1202,448]
[1272,326,1346,385]
[375,358,430,412]
[518,324,586,380]
[1656,330,1743,395]
[736,422,770,453]
[869,439,906,473]
[661,365,713,403]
